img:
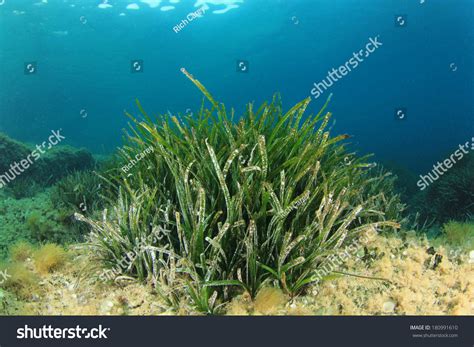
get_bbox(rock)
[382,300,396,313]
[31,294,40,302]
[426,247,436,255]
[0,133,32,174]
[100,300,114,314]
[0,132,95,190]
[432,254,443,269]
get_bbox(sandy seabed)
[6,231,472,316]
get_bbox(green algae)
[0,191,66,258]
[430,220,474,251]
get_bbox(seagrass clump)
[77,70,400,313]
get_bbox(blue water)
[0,0,472,173]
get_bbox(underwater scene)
[0,0,472,317]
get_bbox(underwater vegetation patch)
[0,133,32,174]
[39,147,95,184]
[253,287,288,315]
[413,153,474,223]
[0,190,85,259]
[0,133,106,258]
[0,241,69,314]
[51,171,105,215]
[33,243,67,275]
[4,177,42,200]
[48,158,120,236]
[438,221,474,250]
[0,132,95,198]
[9,241,35,263]
[76,71,402,313]
[0,287,23,315]
[0,261,39,300]
[25,210,77,244]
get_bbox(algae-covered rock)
[0,133,33,174]
[0,132,95,194]
[0,133,100,257]
[38,147,94,184]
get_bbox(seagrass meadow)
[0,71,472,316]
